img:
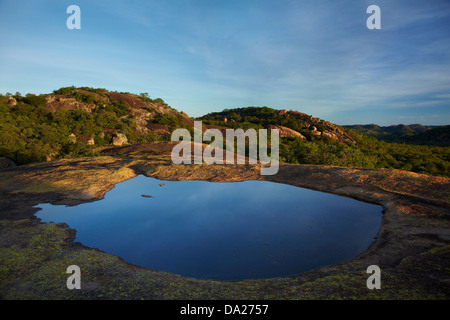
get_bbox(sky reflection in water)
[35,175,382,280]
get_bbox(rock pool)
[35,175,382,280]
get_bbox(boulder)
[78,134,95,145]
[309,126,321,136]
[112,133,128,146]
[268,125,306,139]
[321,131,338,140]
[68,133,77,143]
[7,97,17,107]
[87,137,95,145]
[46,154,57,162]
[0,157,17,169]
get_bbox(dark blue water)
[34,175,382,280]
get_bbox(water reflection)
[35,175,382,280]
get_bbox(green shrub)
[53,87,76,95]
[23,94,46,107]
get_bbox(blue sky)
[0,0,449,125]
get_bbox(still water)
[34,175,382,280]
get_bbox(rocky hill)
[199,107,357,144]
[47,87,194,137]
[0,87,194,164]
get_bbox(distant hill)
[344,124,449,146]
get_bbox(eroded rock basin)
[0,153,449,299]
[34,176,382,281]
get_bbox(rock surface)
[68,133,77,143]
[268,125,306,139]
[112,133,128,146]
[78,134,95,145]
[0,147,448,300]
[0,157,17,169]
[7,97,16,107]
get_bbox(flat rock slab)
[0,154,449,299]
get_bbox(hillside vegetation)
[0,88,449,178]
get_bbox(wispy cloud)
[0,0,449,125]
